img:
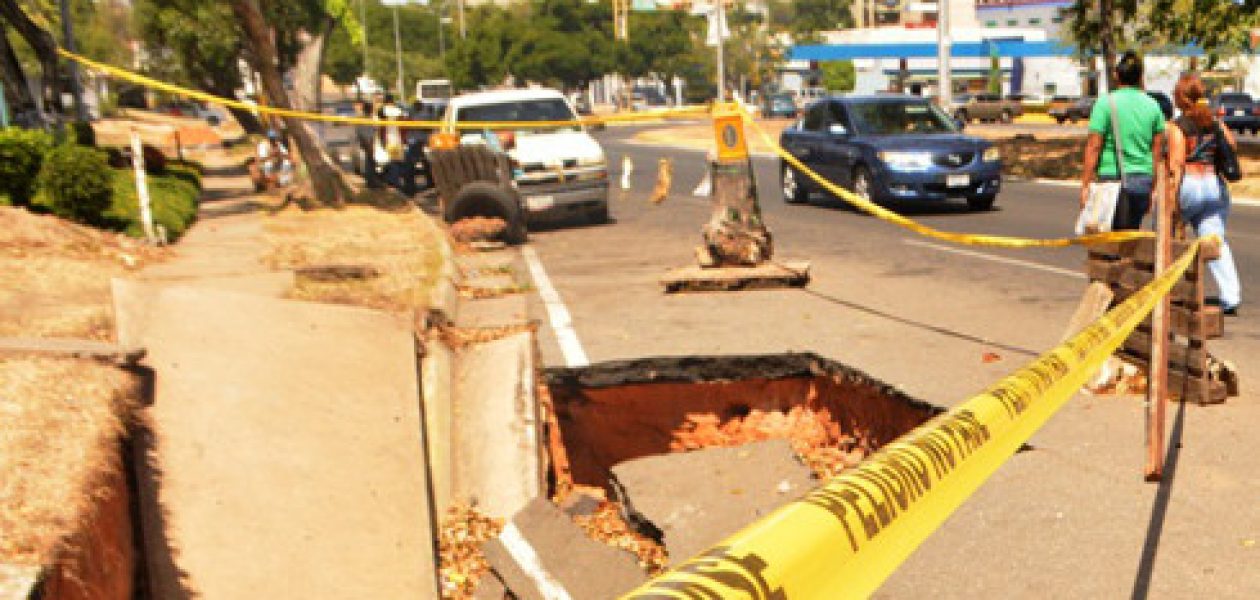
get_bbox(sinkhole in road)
[540,353,945,493]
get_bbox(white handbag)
[1075,95,1126,235]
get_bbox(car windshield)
[847,101,957,135]
[1219,93,1252,104]
[457,98,579,131]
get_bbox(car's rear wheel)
[967,193,997,211]
[781,165,808,204]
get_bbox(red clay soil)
[38,467,134,600]
[549,374,937,490]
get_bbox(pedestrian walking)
[355,100,382,188]
[1169,73,1243,315]
[1079,51,1167,231]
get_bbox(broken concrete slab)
[131,286,439,598]
[455,293,531,329]
[611,439,815,565]
[452,331,543,518]
[483,498,645,600]
[421,331,456,513]
[471,571,512,600]
[0,337,144,366]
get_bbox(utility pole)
[58,0,86,120]
[360,0,369,80]
[393,2,404,99]
[438,4,447,59]
[937,0,952,108]
[457,0,466,39]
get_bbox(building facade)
[975,0,1072,38]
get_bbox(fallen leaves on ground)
[573,502,669,575]
[671,407,871,480]
[438,505,503,599]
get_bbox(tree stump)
[698,160,772,267]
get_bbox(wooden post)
[696,104,772,267]
[1145,163,1172,481]
[130,128,158,245]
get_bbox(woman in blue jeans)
[1170,73,1242,315]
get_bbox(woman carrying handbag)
[1169,73,1243,315]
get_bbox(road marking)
[693,171,712,196]
[521,246,590,367]
[903,239,1085,279]
[500,522,573,600]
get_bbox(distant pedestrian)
[355,101,382,188]
[377,94,406,190]
[1169,72,1242,315]
[1079,51,1166,230]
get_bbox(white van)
[444,88,610,223]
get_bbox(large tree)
[230,0,354,207]
[0,0,61,120]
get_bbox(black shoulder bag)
[1214,122,1242,182]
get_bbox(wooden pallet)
[661,261,811,293]
[1087,238,1235,404]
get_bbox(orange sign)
[712,102,748,162]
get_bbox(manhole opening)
[541,352,944,497]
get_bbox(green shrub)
[0,128,55,207]
[165,160,203,190]
[70,121,96,147]
[35,144,114,225]
[106,168,200,241]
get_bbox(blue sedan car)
[779,95,1002,211]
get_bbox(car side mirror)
[828,123,849,137]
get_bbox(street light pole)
[937,0,952,109]
[393,3,405,99]
[715,0,726,102]
[457,0,466,39]
[438,3,446,59]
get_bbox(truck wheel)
[587,202,609,225]
[1000,109,1013,124]
[446,182,528,245]
[781,164,808,204]
[1055,117,1067,124]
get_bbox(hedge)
[35,144,115,225]
[106,168,200,241]
[0,128,54,207]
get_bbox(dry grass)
[0,207,168,341]
[263,205,446,312]
[0,358,139,567]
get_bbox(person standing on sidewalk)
[1079,51,1167,230]
[355,101,382,188]
[1169,73,1242,315]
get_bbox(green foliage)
[133,0,243,98]
[0,127,54,207]
[106,168,200,241]
[821,60,856,92]
[1065,0,1260,67]
[776,0,853,41]
[987,55,1001,95]
[35,144,114,225]
[70,121,95,147]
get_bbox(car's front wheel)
[967,193,997,211]
[1000,109,1014,124]
[781,165,808,204]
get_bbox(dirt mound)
[0,357,138,568]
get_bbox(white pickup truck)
[444,88,610,223]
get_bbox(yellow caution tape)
[57,48,709,130]
[742,112,1154,248]
[623,238,1201,600]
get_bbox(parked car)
[950,93,1022,124]
[779,95,1002,211]
[1048,96,1094,124]
[760,92,798,118]
[1213,92,1260,135]
[445,88,610,224]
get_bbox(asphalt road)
[520,126,1260,596]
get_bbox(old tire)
[967,193,997,211]
[446,182,528,245]
[781,164,808,204]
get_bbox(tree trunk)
[1099,0,1115,91]
[0,0,61,117]
[292,16,335,113]
[0,26,36,116]
[230,0,353,208]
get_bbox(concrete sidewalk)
[115,152,440,598]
